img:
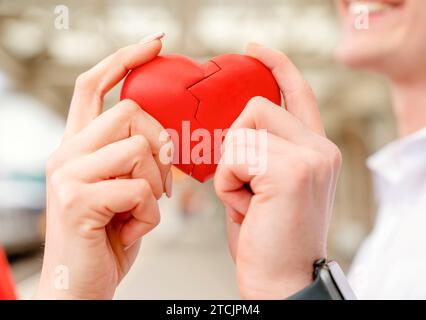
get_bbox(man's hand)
[214,43,342,299]
[35,33,173,299]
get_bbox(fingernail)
[166,140,174,164]
[164,170,173,198]
[140,32,165,44]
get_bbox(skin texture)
[214,43,342,299]
[35,37,172,299]
[336,0,426,135]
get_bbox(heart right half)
[121,54,281,182]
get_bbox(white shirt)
[348,127,426,299]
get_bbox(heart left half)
[120,54,281,183]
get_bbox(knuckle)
[131,135,150,154]
[241,98,261,122]
[74,72,93,90]
[310,151,328,170]
[317,137,342,170]
[136,179,150,196]
[120,99,141,116]
[136,178,162,204]
[57,184,80,211]
[243,97,274,128]
[48,167,66,189]
[50,174,80,211]
[48,163,83,213]
[45,150,62,176]
[246,96,267,110]
[292,161,313,187]
[328,143,343,169]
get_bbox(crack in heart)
[121,54,281,182]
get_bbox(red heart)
[121,54,281,182]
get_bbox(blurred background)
[0,0,396,299]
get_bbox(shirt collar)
[367,127,426,185]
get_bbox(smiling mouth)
[343,0,404,16]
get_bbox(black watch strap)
[287,259,346,300]
[287,274,339,300]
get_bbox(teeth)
[348,1,393,14]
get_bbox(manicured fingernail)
[165,140,174,164]
[165,170,173,198]
[140,32,165,44]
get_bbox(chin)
[335,40,391,71]
[335,0,426,79]
[335,43,369,69]
[335,0,409,73]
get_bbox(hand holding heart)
[36,34,171,299]
[36,36,341,300]
[121,52,281,181]
[214,43,342,299]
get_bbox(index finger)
[64,100,173,194]
[246,43,325,136]
[65,33,164,139]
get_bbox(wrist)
[238,271,314,300]
[35,280,114,300]
[35,280,84,300]
[35,266,115,300]
[237,253,327,299]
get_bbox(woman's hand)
[214,43,342,299]
[35,33,173,299]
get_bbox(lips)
[342,0,404,16]
[349,2,393,14]
[338,0,406,32]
